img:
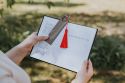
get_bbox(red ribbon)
[60,16,68,48]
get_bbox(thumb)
[76,60,88,77]
[37,36,49,41]
[87,60,93,76]
[81,60,88,72]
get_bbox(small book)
[30,16,97,72]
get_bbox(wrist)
[16,44,29,55]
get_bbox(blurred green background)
[0,0,125,83]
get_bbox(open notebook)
[30,16,97,72]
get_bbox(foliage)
[6,0,70,9]
[91,36,125,71]
[46,1,55,9]
[0,8,3,16]
[7,0,15,8]
[0,14,39,51]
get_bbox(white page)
[30,16,97,72]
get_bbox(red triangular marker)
[60,28,68,48]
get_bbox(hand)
[18,32,49,53]
[72,60,93,83]
[6,32,48,64]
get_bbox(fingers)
[76,60,88,77]
[80,60,87,73]
[87,60,93,76]
[75,60,93,83]
[37,36,49,41]
[84,60,88,68]
[80,60,93,75]
[80,60,87,72]
[31,32,49,42]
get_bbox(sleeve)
[0,68,16,83]
[0,50,31,83]
[0,51,16,83]
[0,76,16,83]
